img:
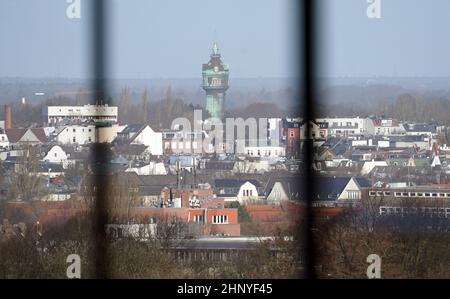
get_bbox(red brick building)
[130,206,240,236]
[281,119,301,157]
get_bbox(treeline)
[315,196,450,278]
[6,86,291,128]
[115,86,207,130]
[5,87,207,129]
[0,213,298,279]
[320,93,450,125]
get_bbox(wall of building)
[266,182,290,201]
[0,133,9,148]
[132,126,163,156]
[244,146,285,158]
[56,125,96,145]
[42,145,68,164]
[46,104,118,124]
[236,182,259,203]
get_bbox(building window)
[213,214,228,224]
[73,137,76,143]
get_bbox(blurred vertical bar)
[300,0,317,279]
[90,0,110,278]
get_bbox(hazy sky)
[318,0,450,77]
[1,0,450,79]
[0,0,296,78]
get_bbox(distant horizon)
[5,75,450,80]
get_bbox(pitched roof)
[30,128,48,142]
[137,175,178,187]
[5,128,47,143]
[115,124,147,145]
[264,176,370,202]
[214,179,262,188]
[120,124,146,135]
[5,128,26,143]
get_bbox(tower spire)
[212,41,219,56]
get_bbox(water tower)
[202,41,229,120]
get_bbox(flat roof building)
[44,104,118,125]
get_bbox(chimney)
[4,105,12,129]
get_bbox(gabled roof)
[5,128,47,144]
[120,124,146,135]
[214,179,262,188]
[264,176,370,202]
[6,129,27,143]
[115,124,151,146]
[263,176,302,200]
[30,128,48,142]
[138,185,164,196]
[138,175,178,187]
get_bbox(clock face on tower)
[202,41,229,119]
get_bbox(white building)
[55,125,96,145]
[125,162,167,175]
[115,124,163,156]
[337,177,366,201]
[360,160,389,175]
[243,146,285,158]
[162,130,204,154]
[42,145,72,168]
[0,133,9,148]
[267,118,282,145]
[370,119,406,136]
[45,104,118,125]
[316,117,370,137]
[236,181,259,203]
